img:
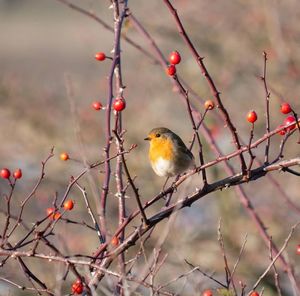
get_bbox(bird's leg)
[162,177,170,191]
[159,177,170,200]
[164,175,180,207]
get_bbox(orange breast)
[149,138,174,163]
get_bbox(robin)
[144,127,195,177]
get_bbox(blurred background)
[0,0,299,295]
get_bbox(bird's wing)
[174,134,194,160]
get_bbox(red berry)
[280,102,292,114]
[296,244,300,255]
[64,199,74,211]
[169,51,181,65]
[277,124,286,136]
[284,115,296,131]
[166,64,176,76]
[1,168,11,179]
[13,168,22,179]
[94,52,106,61]
[46,208,54,215]
[72,280,83,294]
[111,236,119,246]
[204,100,215,110]
[202,289,213,296]
[250,292,259,296]
[46,207,55,216]
[60,152,69,161]
[53,212,61,220]
[46,208,61,220]
[92,101,102,110]
[113,98,126,112]
[247,110,257,123]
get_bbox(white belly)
[152,157,175,177]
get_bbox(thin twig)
[54,0,157,63]
[184,259,227,288]
[113,131,148,224]
[269,237,283,296]
[4,148,54,242]
[230,234,248,286]
[217,220,237,293]
[261,51,271,164]
[0,277,54,295]
[249,222,299,294]
[74,182,104,243]
[174,77,208,185]
[246,123,256,178]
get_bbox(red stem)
[162,0,247,175]
[261,51,271,164]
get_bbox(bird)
[144,127,195,177]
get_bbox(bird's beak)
[144,137,150,141]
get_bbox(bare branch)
[249,222,300,294]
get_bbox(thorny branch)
[261,52,272,164]
[162,0,247,176]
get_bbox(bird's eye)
[155,133,161,138]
